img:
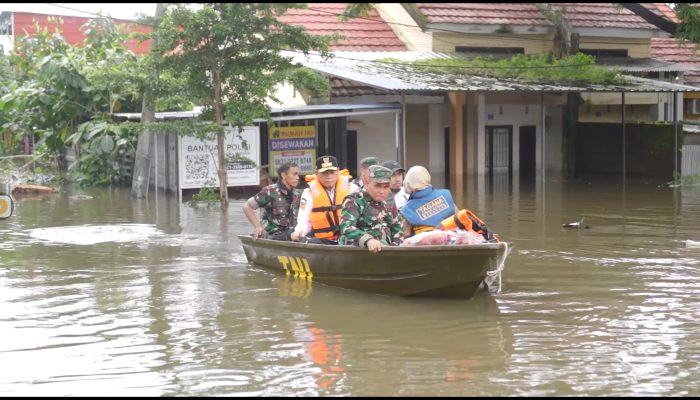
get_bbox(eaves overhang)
[290,51,700,93]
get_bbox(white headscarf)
[403,165,431,194]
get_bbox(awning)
[113,103,402,122]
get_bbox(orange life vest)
[440,209,499,242]
[308,175,351,240]
[304,169,351,183]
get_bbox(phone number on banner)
[273,152,315,174]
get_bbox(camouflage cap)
[360,156,379,168]
[368,165,392,183]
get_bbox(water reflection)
[1,180,700,396]
[274,275,513,396]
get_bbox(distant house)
[272,3,411,178]
[652,36,700,176]
[0,10,152,55]
[278,3,406,52]
[286,3,700,189]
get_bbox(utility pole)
[131,3,167,198]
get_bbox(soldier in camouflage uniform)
[339,165,404,253]
[242,162,301,241]
[380,159,406,210]
[351,156,379,192]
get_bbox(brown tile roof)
[652,37,700,84]
[643,3,679,24]
[415,3,661,30]
[330,77,391,97]
[278,4,407,51]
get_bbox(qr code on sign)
[185,154,210,180]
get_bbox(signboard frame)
[178,125,260,190]
[268,125,316,177]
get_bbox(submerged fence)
[682,145,700,177]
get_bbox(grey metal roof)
[289,50,700,93]
[271,103,401,113]
[595,57,700,73]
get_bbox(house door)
[345,130,358,178]
[486,126,512,175]
[519,125,536,179]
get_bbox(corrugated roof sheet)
[278,4,407,51]
[651,37,700,85]
[415,3,661,30]
[290,50,700,93]
[113,104,401,121]
[596,57,699,73]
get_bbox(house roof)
[641,3,679,24]
[651,37,700,85]
[278,3,406,51]
[287,50,700,93]
[3,11,152,54]
[331,77,392,97]
[413,3,662,31]
[596,57,698,73]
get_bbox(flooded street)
[1,177,699,396]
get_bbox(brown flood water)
[1,175,699,396]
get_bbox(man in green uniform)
[242,162,300,240]
[380,159,406,210]
[351,156,379,192]
[339,165,404,253]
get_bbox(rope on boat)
[485,242,509,294]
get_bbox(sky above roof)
[1,3,156,20]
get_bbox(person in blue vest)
[399,165,457,237]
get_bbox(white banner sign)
[179,126,260,189]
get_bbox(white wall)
[374,3,432,51]
[546,106,564,173]
[428,103,448,178]
[483,101,563,173]
[353,112,401,166]
[267,82,307,109]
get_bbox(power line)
[45,3,159,28]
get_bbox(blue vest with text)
[400,186,456,228]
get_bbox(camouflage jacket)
[249,182,301,239]
[338,190,404,247]
[351,178,364,190]
[384,189,400,210]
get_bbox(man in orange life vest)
[291,155,359,245]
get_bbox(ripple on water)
[26,224,165,245]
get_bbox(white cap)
[403,165,431,194]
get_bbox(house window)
[687,99,700,115]
[455,46,524,55]
[579,49,629,58]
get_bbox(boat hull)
[238,235,507,299]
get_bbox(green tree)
[154,3,334,205]
[1,18,93,171]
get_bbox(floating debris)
[11,184,57,196]
[563,217,590,229]
[69,194,94,201]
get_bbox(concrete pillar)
[448,92,466,198]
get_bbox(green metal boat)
[238,235,509,299]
